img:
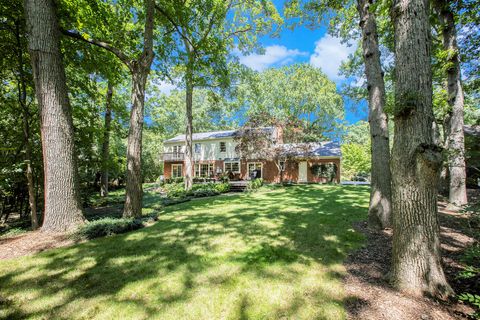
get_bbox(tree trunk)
[184,78,194,190]
[100,82,113,197]
[357,0,392,229]
[123,70,147,217]
[122,0,155,218]
[25,0,84,232]
[435,0,467,207]
[15,15,38,230]
[390,0,453,298]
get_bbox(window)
[248,162,263,179]
[219,141,226,152]
[172,145,182,160]
[279,161,285,171]
[224,161,240,173]
[195,143,201,153]
[194,163,214,177]
[171,164,183,178]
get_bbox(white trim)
[247,162,263,179]
[171,163,183,178]
[223,160,240,174]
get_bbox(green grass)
[0,185,369,320]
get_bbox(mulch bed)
[344,189,479,320]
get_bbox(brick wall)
[164,157,341,183]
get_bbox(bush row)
[163,182,231,199]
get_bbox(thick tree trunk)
[122,0,155,218]
[100,82,113,197]
[390,0,453,298]
[25,0,84,232]
[184,79,194,190]
[357,0,392,229]
[435,0,467,207]
[123,70,147,217]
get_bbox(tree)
[236,64,344,139]
[357,0,392,229]
[157,0,282,190]
[434,0,468,207]
[100,82,113,197]
[24,0,84,231]
[62,0,157,217]
[390,0,453,297]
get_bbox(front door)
[298,161,308,183]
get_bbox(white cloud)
[238,45,308,71]
[309,35,356,81]
[154,80,177,94]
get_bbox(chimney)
[275,126,284,144]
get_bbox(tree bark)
[123,0,155,218]
[14,15,38,230]
[390,0,453,298]
[357,0,392,229]
[184,76,194,190]
[435,0,467,207]
[100,82,113,197]
[25,0,84,232]
[183,38,195,191]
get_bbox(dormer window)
[220,142,226,153]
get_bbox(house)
[161,127,341,184]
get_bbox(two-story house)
[161,127,341,183]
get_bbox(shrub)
[214,182,230,193]
[247,178,263,191]
[163,182,187,198]
[74,218,144,240]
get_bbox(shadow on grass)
[0,185,370,320]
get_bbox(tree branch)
[60,29,131,67]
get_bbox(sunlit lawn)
[0,185,369,320]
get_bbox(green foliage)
[74,218,144,240]
[247,178,263,191]
[458,293,480,319]
[341,143,371,180]
[235,64,344,138]
[214,182,231,193]
[163,182,187,199]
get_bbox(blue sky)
[156,3,368,125]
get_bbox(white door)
[298,161,308,183]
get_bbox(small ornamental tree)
[234,112,308,182]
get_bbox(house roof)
[164,127,274,143]
[280,141,341,158]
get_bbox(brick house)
[161,127,341,184]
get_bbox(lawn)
[0,185,369,320]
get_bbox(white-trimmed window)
[224,161,240,173]
[219,141,226,153]
[279,161,286,171]
[248,162,263,179]
[194,143,201,153]
[171,164,183,178]
[195,163,214,177]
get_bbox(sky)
[156,2,368,125]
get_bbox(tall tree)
[24,0,84,231]
[62,0,156,217]
[100,82,113,197]
[357,0,392,229]
[434,0,468,207]
[390,0,452,297]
